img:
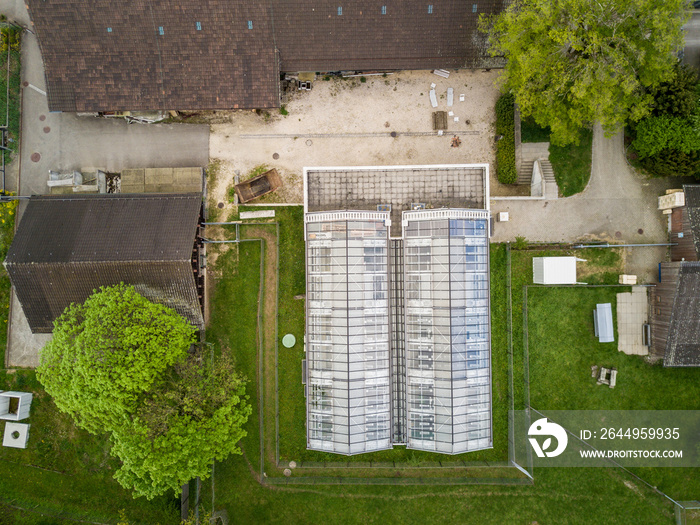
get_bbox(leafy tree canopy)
[38,283,195,433]
[651,63,700,117]
[632,115,700,158]
[111,351,251,499]
[37,284,251,500]
[480,0,690,145]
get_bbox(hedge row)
[495,93,517,184]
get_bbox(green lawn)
[508,246,700,502]
[205,232,263,477]
[528,286,700,411]
[0,370,179,524]
[0,197,17,366]
[519,113,593,197]
[204,219,680,523]
[210,454,673,524]
[276,217,509,467]
[549,129,594,197]
[207,208,517,482]
[520,116,551,143]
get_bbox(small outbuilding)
[594,303,615,343]
[533,257,577,284]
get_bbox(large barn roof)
[5,193,204,333]
[27,0,503,112]
[663,262,700,367]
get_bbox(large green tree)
[111,351,251,498]
[480,0,690,145]
[37,284,251,499]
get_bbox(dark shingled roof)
[274,1,499,72]
[664,262,700,367]
[27,0,503,112]
[5,193,204,333]
[28,0,280,111]
[683,185,700,259]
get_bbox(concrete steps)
[540,159,559,200]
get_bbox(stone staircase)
[517,142,559,199]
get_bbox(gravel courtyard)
[208,70,502,208]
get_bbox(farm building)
[4,193,205,333]
[651,186,700,367]
[26,0,505,112]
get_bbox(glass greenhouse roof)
[304,209,492,455]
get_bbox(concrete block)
[144,168,174,185]
[3,422,29,448]
[121,169,145,186]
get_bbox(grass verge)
[549,128,593,197]
[520,117,551,143]
[512,246,700,501]
[206,238,678,523]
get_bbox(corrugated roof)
[27,0,504,111]
[683,185,700,259]
[5,193,204,333]
[664,262,700,367]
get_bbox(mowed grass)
[207,234,679,523]
[520,116,551,143]
[519,113,593,197]
[528,286,700,411]
[205,235,263,476]
[514,247,700,501]
[549,128,593,197]
[0,370,178,524]
[211,452,674,524]
[275,213,509,466]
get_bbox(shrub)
[640,148,700,179]
[632,115,700,158]
[495,93,517,184]
[279,105,288,116]
[651,63,699,117]
[513,236,528,250]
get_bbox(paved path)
[491,124,673,244]
[17,30,210,197]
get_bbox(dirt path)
[241,224,280,473]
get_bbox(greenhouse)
[305,211,393,454]
[304,209,492,455]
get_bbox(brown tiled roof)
[28,0,280,111]
[274,0,500,72]
[28,0,503,111]
[5,193,204,332]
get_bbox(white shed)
[533,257,577,284]
[0,391,33,421]
[594,303,615,343]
